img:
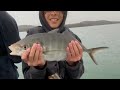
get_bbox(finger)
[69,41,75,57]
[29,43,38,63]
[37,44,45,66]
[28,62,32,66]
[66,47,72,61]
[72,40,80,56]
[75,40,83,57]
[38,44,43,60]
[33,44,41,66]
[21,48,31,63]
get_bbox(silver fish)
[9,29,109,65]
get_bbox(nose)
[50,11,57,16]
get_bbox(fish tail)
[87,47,109,65]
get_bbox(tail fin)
[87,47,109,65]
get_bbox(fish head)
[9,43,28,56]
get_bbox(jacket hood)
[39,11,68,33]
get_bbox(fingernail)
[66,47,69,50]
[33,43,36,47]
[75,40,79,43]
[69,43,71,46]
[71,40,74,43]
[38,44,42,50]
[27,48,30,51]
[39,44,42,47]
[37,44,40,47]
[69,42,71,45]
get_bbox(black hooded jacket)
[0,11,21,79]
[22,11,84,79]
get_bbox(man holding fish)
[20,11,84,79]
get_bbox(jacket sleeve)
[64,60,84,79]
[22,61,47,79]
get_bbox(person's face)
[44,11,64,29]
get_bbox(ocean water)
[16,24,120,79]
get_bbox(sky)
[7,11,120,26]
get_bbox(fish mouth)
[9,45,14,52]
[8,45,16,55]
[10,52,17,56]
[9,50,24,56]
[8,45,23,56]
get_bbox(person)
[0,11,21,79]
[22,11,84,79]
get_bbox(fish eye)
[23,45,27,49]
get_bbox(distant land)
[66,20,120,28]
[18,20,120,32]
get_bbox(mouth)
[50,18,59,22]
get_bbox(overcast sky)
[7,11,120,25]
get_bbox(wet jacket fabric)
[22,11,84,79]
[0,11,21,79]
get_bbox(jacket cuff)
[29,64,47,79]
[34,61,47,70]
[65,61,81,71]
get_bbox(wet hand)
[66,40,83,66]
[21,43,46,67]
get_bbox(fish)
[8,29,109,65]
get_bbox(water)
[17,24,120,79]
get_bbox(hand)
[21,43,46,67]
[66,40,83,66]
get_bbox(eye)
[23,45,27,49]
